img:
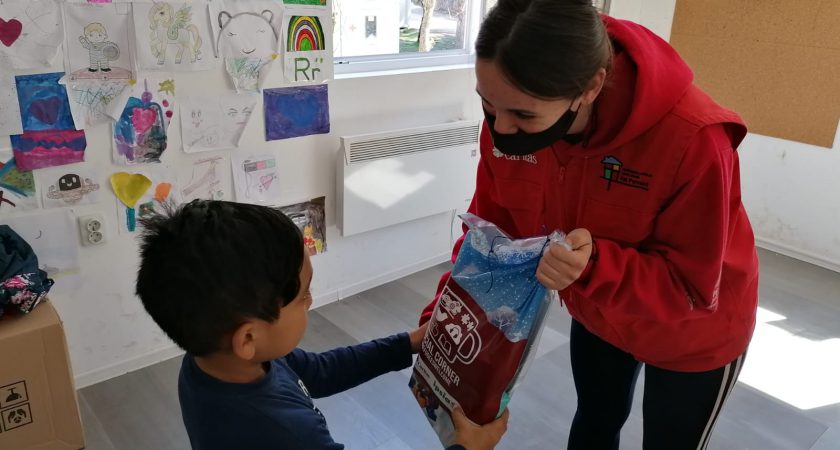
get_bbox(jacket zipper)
[551,149,567,308]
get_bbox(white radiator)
[337,120,481,237]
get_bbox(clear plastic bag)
[409,214,564,446]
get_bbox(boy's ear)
[230,321,258,361]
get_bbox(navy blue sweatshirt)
[179,333,467,450]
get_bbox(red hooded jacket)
[420,17,759,372]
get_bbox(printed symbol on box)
[431,288,482,364]
[2,403,32,431]
[5,389,21,404]
[0,381,27,409]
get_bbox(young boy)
[135,200,509,450]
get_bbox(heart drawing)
[110,172,152,208]
[0,18,23,47]
[29,97,62,126]
[260,175,274,192]
[131,108,157,134]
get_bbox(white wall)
[739,133,840,272]
[3,0,834,388]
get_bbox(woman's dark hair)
[476,0,612,99]
[136,200,304,356]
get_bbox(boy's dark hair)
[475,0,612,99]
[136,200,304,356]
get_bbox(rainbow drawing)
[287,16,325,52]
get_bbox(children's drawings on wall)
[0,151,39,215]
[180,156,225,201]
[264,85,329,140]
[287,15,326,51]
[279,196,326,255]
[110,171,150,232]
[4,209,81,280]
[10,129,87,171]
[10,73,87,171]
[282,12,333,83]
[62,2,134,81]
[0,73,23,136]
[41,167,101,208]
[133,2,217,71]
[209,1,283,93]
[180,94,257,152]
[111,77,175,165]
[15,73,77,131]
[223,56,273,93]
[0,0,64,69]
[231,153,283,205]
[111,169,178,233]
[62,79,128,129]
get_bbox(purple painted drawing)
[11,130,87,171]
[263,84,329,141]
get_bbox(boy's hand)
[452,407,509,450]
[409,322,429,353]
[536,228,593,291]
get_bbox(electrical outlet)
[78,213,107,246]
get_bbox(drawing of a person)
[79,23,119,72]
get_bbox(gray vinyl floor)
[79,248,840,449]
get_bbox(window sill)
[334,62,475,80]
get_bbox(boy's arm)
[284,333,413,398]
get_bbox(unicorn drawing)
[149,3,203,65]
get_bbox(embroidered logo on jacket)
[601,156,651,191]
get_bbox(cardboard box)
[0,302,84,450]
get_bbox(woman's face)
[475,58,576,135]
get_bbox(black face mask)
[484,101,581,156]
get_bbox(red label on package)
[414,279,527,424]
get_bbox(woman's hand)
[536,228,593,291]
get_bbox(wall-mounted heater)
[337,120,481,237]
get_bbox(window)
[332,0,609,75]
[333,0,480,74]
[592,0,611,13]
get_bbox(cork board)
[670,1,840,148]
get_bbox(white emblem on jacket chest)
[492,147,538,165]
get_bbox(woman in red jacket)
[420,0,760,448]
